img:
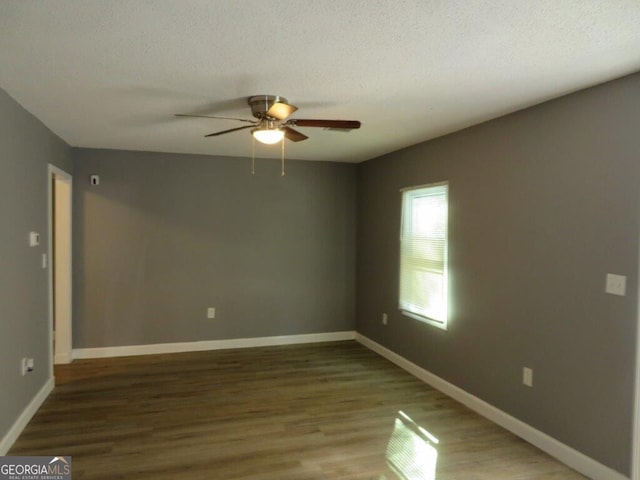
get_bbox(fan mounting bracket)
[248,95,288,119]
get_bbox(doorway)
[48,165,72,370]
[635,290,640,480]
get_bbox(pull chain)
[251,136,256,175]
[250,135,285,176]
[281,138,285,176]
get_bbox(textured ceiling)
[1,0,639,163]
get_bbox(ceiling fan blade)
[283,126,309,142]
[175,113,257,124]
[289,119,361,129]
[204,125,254,137]
[266,102,298,120]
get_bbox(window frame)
[398,181,449,330]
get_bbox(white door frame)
[47,164,73,373]
[634,259,640,480]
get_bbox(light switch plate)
[523,367,533,387]
[605,274,626,296]
[29,231,40,247]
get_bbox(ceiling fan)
[176,95,361,145]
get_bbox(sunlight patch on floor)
[383,411,439,480]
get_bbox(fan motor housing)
[248,95,287,119]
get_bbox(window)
[399,183,449,329]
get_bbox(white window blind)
[399,183,448,328]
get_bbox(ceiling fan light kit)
[176,94,361,175]
[251,127,284,145]
[250,114,284,144]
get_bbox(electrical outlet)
[382,313,388,325]
[523,367,533,387]
[21,358,27,376]
[207,307,216,319]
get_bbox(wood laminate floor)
[10,341,586,479]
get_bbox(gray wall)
[4,70,639,475]
[0,89,71,443]
[356,72,640,475]
[72,149,357,348]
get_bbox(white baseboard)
[73,331,357,360]
[0,377,54,455]
[355,333,628,480]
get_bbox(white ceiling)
[1,1,639,163]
